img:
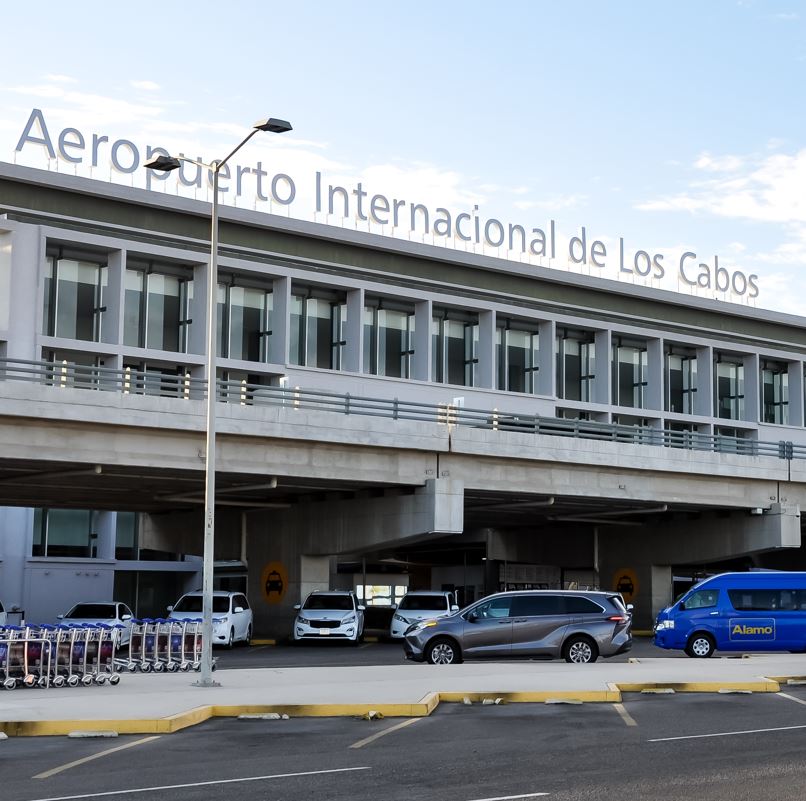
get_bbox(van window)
[682,590,719,610]
[234,595,250,610]
[563,596,604,614]
[472,597,512,619]
[728,589,806,612]
[510,595,562,616]
[399,595,450,612]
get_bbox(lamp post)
[145,117,292,686]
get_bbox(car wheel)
[226,628,235,649]
[563,635,598,664]
[685,632,715,658]
[426,637,461,665]
[244,625,252,647]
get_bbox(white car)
[390,591,459,639]
[58,601,134,645]
[293,591,365,644]
[168,591,253,648]
[0,599,6,627]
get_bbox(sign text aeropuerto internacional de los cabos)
[13,108,760,300]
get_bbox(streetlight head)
[254,118,293,134]
[144,155,182,172]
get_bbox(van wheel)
[226,628,235,649]
[563,635,598,664]
[426,638,462,665]
[685,632,715,658]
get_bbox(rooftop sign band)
[14,108,760,301]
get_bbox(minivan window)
[399,595,449,611]
[65,603,116,618]
[174,596,231,613]
[728,589,806,612]
[510,595,562,616]
[234,595,250,610]
[682,589,718,610]
[471,597,512,619]
[304,594,354,611]
[563,596,604,614]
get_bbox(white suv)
[168,591,253,647]
[390,591,458,639]
[293,591,365,644]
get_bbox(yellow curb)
[249,639,277,646]
[631,630,654,637]
[362,636,380,643]
[616,680,780,693]
[438,689,621,704]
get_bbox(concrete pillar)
[300,555,329,602]
[412,299,432,381]
[594,329,611,405]
[0,507,34,614]
[6,225,42,360]
[743,352,759,423]
[695,345,713,417]
[646,338,663,411]
[270,276,291,365]
[788,361,804,428]
[537,319,556,397]
[477,310,495,389]
[103,250,124,346]
[93,510,117,561]
[344,288,363,373]
[188,260,209,358]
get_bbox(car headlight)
[407,620,438,634]
[297,616,311,625]
[342,615,356,625]
[393,614,408,624]
[655,619,674,630]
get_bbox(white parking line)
[33,736,161,779]
[775,692,806,707]
[24,766,372,801]
[612,703,638,727]
[349,717,421,748]
[649,723,806,742]
[465,793,549,800]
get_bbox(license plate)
[319,628,330,636]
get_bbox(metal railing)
[0,357,800,461]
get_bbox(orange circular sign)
[612,568,639,604]
[261,561,288,605]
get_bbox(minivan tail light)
[607,615,626,622]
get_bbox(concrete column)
[646,338,663,412]
[0,507,34,614]
[743,352,759,423]
[788,361,804,428]
[103,250,124,346]
[695,345,713,417]
[476,310,495,389]
[93,510,117,561]
[300,555,329,602]
[343,288,363,373]
[188,261,209,358]
[537,319,556,397]
[6,225,42,360]
[594,329,611,405]
[270,276,291,365]
[412,299,432,381]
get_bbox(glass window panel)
[124,270,144,347]
[446,320,466,385]
[43,258,55,335]
[146,273,181,351]
[229,286,266,362]
[54,259,101,341]
[363,307,376,374]
[716,360,744,420]
[431,317,443,382]
[378,309,407,378]
[216,284,227,357]
[44,509,92,557]
[761,366,789,425]
[290,295,304,365]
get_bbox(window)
[363,303,415,378]
[33,508,93,557]
[234,594,250,610]
[510,595,562,616]
[122,361,191,398]
[666,347,697,414]
[303,594,355,611]
[399,595,450,612]
[562,596,605,614]
[470,596,512,618]
[43,350,107,390]
[228,286,273,362]
[760,361,789,425]
[43,256,107,342]
[115,512,138,560]
[124,266,193,353]
[715,356,744,420]
[556,330,595,401]
[612,339,648,408]
[497,323,539,393]
[431,310,479,386]
[728,589,806,611]
[290,292,346,370]
[682,589,719,609]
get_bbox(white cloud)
[44,74,77,84]
[130,80,160,91]
[514,194,587,212]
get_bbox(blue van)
[654,571,806,657]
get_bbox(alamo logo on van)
[728,618,776,640]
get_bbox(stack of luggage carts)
[123,618,209,673]
[0,622,123,689]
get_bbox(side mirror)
[166,605,174,612]
[57,614,64,620]
[391,604,397,610]
[121,614,132,621]
[467,612,479,623]
[357,605,366,612]
[678,602,686,611]
[626,604,634,612]
[293,604,301,611]
[234,606,244,614]
[451,605,459,611]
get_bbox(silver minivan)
[403,590,632,664]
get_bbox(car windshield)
[65,604,116,619]
[173,596,230,613]
[399,595,449,611]
[303,594,354,611]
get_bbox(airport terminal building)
[0,162,804,633]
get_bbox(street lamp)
[145,117,292,686]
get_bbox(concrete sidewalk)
[2,655,806,736]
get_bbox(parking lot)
[4,684,806,801]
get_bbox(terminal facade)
[0,162,804,634]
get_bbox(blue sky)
[1,1,805,313]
